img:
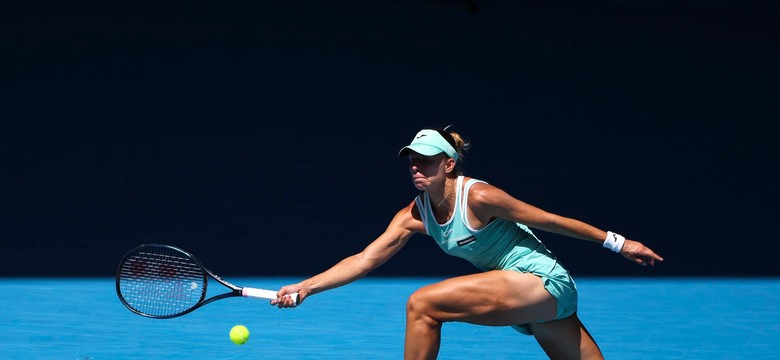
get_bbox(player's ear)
[444,158,455,174]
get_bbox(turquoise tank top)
[415,176,563,275]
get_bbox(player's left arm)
[469,183,663,266]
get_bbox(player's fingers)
[273,293,297,308]
[283,294,297,307]
[272,287,291,308]
[276,298,287,308]
[639,243,663,261]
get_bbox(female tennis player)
[273,127,663,360]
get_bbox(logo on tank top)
[456,236,477,247]
[441,228,453,237]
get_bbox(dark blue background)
[2,0,778,277]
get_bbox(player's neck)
[434,177,455,208]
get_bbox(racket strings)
[118,247,207,318]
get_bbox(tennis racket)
[115,243,298,319]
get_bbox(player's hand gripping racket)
[116,244,299,319]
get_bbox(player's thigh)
[407,270,557,326]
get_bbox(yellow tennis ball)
[229,325,250,345]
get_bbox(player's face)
[408,152,448,190]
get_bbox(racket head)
[115,244,209,319]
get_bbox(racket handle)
[242,287,300,306]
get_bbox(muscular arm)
[469,182,663,266]
[469,183,605,242]
[274,201,424,306]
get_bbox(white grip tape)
[242,287,299,306]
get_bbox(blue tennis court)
[1,277,778,359]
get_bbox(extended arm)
[469,183,663,266]
[272,201,422,307]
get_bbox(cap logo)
[416,134,427,139]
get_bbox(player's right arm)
[273,200,423,307]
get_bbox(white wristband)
[603,231,625,253]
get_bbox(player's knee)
[406,291,423,314]
[406,289,434,319]
[406,289,445,328]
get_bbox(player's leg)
[528,314,604,360]
[403,270,557,360]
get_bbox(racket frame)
[115,244,275,319]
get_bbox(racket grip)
[242,287,300,306]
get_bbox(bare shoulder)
[466,179,539,224]
[467,179,512,207]
[389,199,426,235]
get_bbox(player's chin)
[412,178,428,190]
